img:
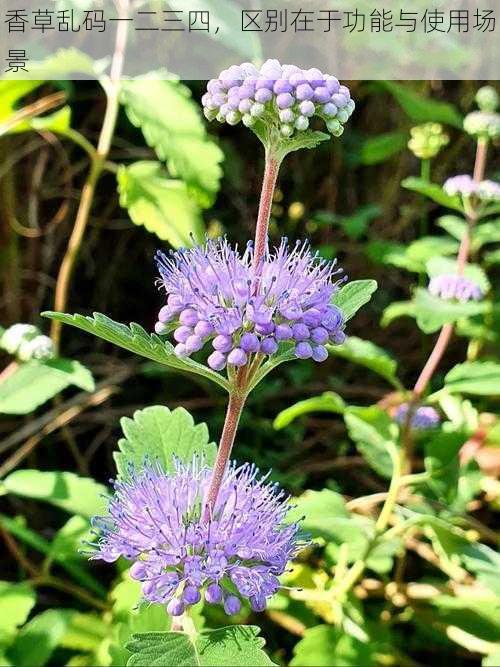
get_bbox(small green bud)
[408,122,449,159]
[475,86,498,112]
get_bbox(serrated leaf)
[121,79,223,207]
[287,490,370,555]
[413,288,489,334]
[281,130,330,156]
[444,362,500,396]
[117,161,204,247]
[332,280,378,321]
[7,609,74,667]
[344,406,398,478]
[3,470,108,518]
[402,177,463,212]
[115,405,216,479]
[41,312,230,392]
[291,625,376,667]
[273,391,345,430]
[126,626,276,666]
[0,358,94,415]
[328,336,399,386]
[380,81,463,128]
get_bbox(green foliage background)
[0,74,499,666]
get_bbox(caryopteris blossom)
[0,323,55,361]
[443,175,500,203]
[88,458,301,615]
[463,111,500,140]
[395,404,440,430]
[428,274,483,302]
[154,238,346,370]
[202,59,354,138]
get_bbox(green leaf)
[328,337,399,387]
[291,625,375,666]
[355,131,408,165]
[0,80,42,124]
[444,362,500,396]
[121,79,223,208]
[426,256,490,293]
[367,237,459,274]
[0,358,94,415]
[380,81,463,128]
[484,248,500,267]
[3,470,108,518]
[117,162,204,247]
[413,288,489,334]
[59,612,108,653]
[473,219,500,248]
[332,280,378,321]
[273,391,345,430]
[402,177,463,212]
[381,300,417,327]
[287,490,370,555]
[0,514,104,597]
[126,626,276,666]
[461,542,500,596]
[344,407,398,478]
[41,312,230,392]
[7,609,74,667]
[30,106,72,134]
[424,431,468,503]
[437,215,468,241]
[116,405,216,479]
[0,582,36,645]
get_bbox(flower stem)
[253,151,281,271]
[203,391,246,521]
[401,136,489,470]
[50,1,130,351]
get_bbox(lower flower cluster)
[428,274,483,302]
[155,238,347,370]
[88,458,301,616]
[395,403,440,430]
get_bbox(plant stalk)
[253,151,281,271]
[50,0,129,351]
[203,391,246,520]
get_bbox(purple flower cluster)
[428,274,483,302]
[155,238,346,370]
[88,458,301,616]
[395,403,440,430]
[443,175,500,202]
[202,59,354,138]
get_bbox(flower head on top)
[395,404,440,430]
[202,59,354,139]
[154,238,346,370]
[88,458,302,616]
[428,274,483,302]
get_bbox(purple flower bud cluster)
[395,403,440,430]
[88,458,301,616]
[201,59,354,138]
[155,238,346,370]
[428,274,483,302]
[443,175,500,202]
